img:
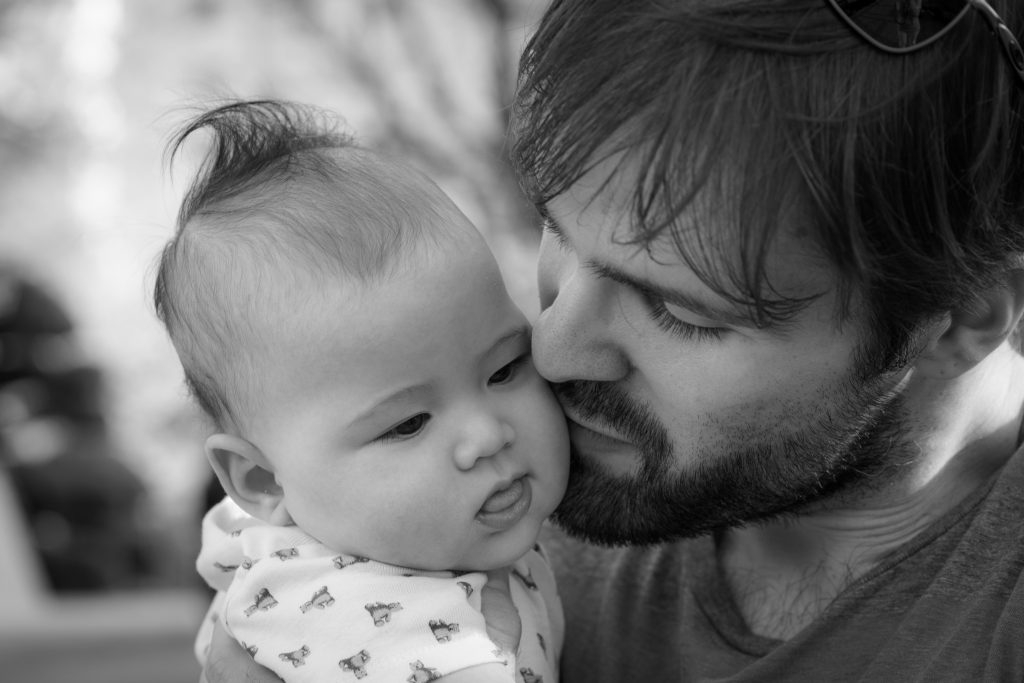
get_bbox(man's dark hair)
[512,0,1024,370]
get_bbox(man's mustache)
[553,380,670,459]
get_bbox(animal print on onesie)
[196,498,562,682]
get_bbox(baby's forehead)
[180,149,490,335]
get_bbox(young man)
[513,0,1024,680]
[205,0,1024,680]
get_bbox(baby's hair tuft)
[166,99,354,229]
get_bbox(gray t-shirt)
[544,447,1024,682]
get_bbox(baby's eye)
[378,413,430,443]
[489,354,530,385]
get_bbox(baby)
[154,100,569,683]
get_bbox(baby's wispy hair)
[166,99,353,231]
[154,99,455,431]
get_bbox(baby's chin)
[329,515,547,573]
[451,522,546,572]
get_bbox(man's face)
[533,156,912,544]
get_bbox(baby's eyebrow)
[348,327,532,430]
[487,325,533,356]
[349,383,433,428]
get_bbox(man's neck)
[717,346,1024,640]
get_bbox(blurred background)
[0,0,546,680]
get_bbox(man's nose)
[453,412,516,471]
[533,249,630,383]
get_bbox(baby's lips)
[481,478,525,513]
[476,477,532,530]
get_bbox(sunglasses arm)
[970,0,1024,85]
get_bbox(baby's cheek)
[385,507,476,570]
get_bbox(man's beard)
[549,371,911,546]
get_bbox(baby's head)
[156,100,568,571]
[157,100,463,430]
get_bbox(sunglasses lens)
[832,0,969,49]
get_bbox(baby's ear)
[205,433,293,526]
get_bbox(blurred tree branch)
[285,0,539,239]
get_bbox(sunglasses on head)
[826,0,1024,85]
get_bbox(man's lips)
[561,408,630,444]
[563,410,638,473]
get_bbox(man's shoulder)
[947,444,1024,593]
[952,443,1024,579]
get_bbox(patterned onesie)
[196,498,562,682]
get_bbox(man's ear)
[915,270,1024,379]
[205,433,293,526]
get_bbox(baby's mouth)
[481,478,524,512]
[476,477,531,530]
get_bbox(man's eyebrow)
[536,202,557,228]
[593,264,757,328]
[538,203,756,328]
[537,204,581,254]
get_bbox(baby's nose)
[453,417,515,470]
